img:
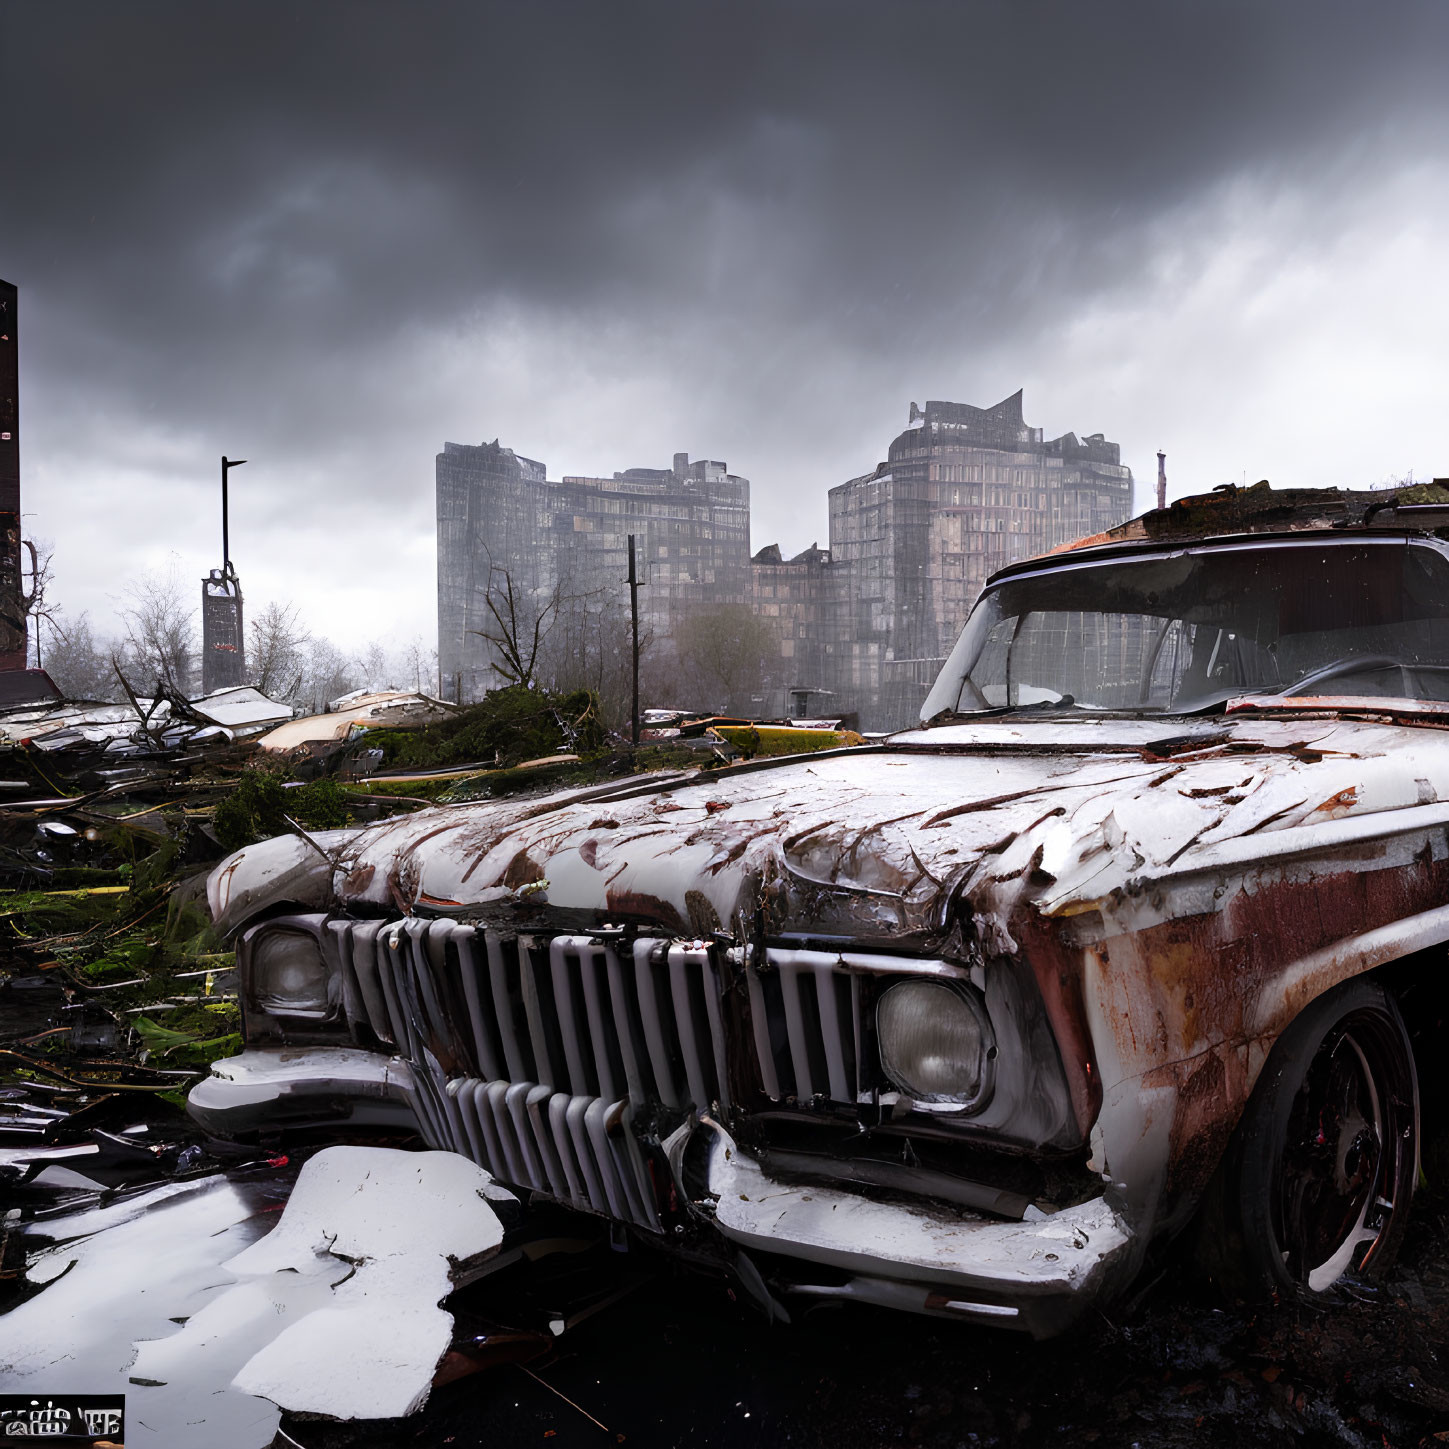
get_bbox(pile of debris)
[0,679,471,1188]
[0,682,665,1148]
[0,683,292,761]
[255,687,460,756]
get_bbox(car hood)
[210,713,1449,952]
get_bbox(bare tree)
[539,593,647,727]
[358,640,392,693]
[117,559,197,694]
[471,567,564,690]
[248,600,310,699]
[299,637,358,713]
[400,635,437,695]
[674,604,778,714]
[22,537,56,669]
[36,609,117,701]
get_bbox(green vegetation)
[211,773,353,852]
[132,1014,241,1067]
[0,831,240,1075]
[0,885,126,938]
[346,777,456,800]
[364,686,606,772]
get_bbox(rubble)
[0,684,293,756]
[0,675,476,1174]
[187,686,295,735]
[257,689,458,753]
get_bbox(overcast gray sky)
[5,0,1449,653]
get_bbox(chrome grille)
[329,918,729,1231]
[745,946,859,1103]
[744,948,971,1106]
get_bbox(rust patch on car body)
[1053,840,1449,1219]
[501,850,545,889]
[604,886,691,935]
[341,862,376,894]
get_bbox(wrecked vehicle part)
[703,1124,1129,1335]
[219,1146,510,1421]
[207,829,349,933]
[193,508,1449,1335]
[186,1047,421,1137]
[196,909,1107,1333]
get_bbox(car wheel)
[1207,979,1419,1298]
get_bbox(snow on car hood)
[211,714,1449,952]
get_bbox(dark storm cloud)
[5,1,1449,641]
[11,1,1449,357]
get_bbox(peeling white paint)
[198,714,1449,949]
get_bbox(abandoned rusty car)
[190,484,1449,1336]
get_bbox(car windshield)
[920,537,1449,718]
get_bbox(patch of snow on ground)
[0,1147,507,1448]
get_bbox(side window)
[1146,618,1196,707]
[965,615,1017,707]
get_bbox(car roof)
[987,480,1449,588]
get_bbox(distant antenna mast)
[218,454,244,568]
[1156,451,1167,511]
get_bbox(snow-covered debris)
[221,1146,508,1419]
[0,1147,511,1447]
[0,1174,283,1449]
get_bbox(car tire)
[1199,978,1419,1300]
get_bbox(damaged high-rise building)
[436,443,750,703]
[436,392,1133,729]
[825,391,1134,722]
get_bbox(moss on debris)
[364,685,606,772]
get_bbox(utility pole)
[627,534,641,749]
[0,279,23,673]
[1156,451,1167,512]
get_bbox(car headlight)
[876,979,995,1110]
[251,928,331,1017]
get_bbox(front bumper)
[190,1047,1131,1335]
[187,1047,421,1136]
[703,1125,1130,1337]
